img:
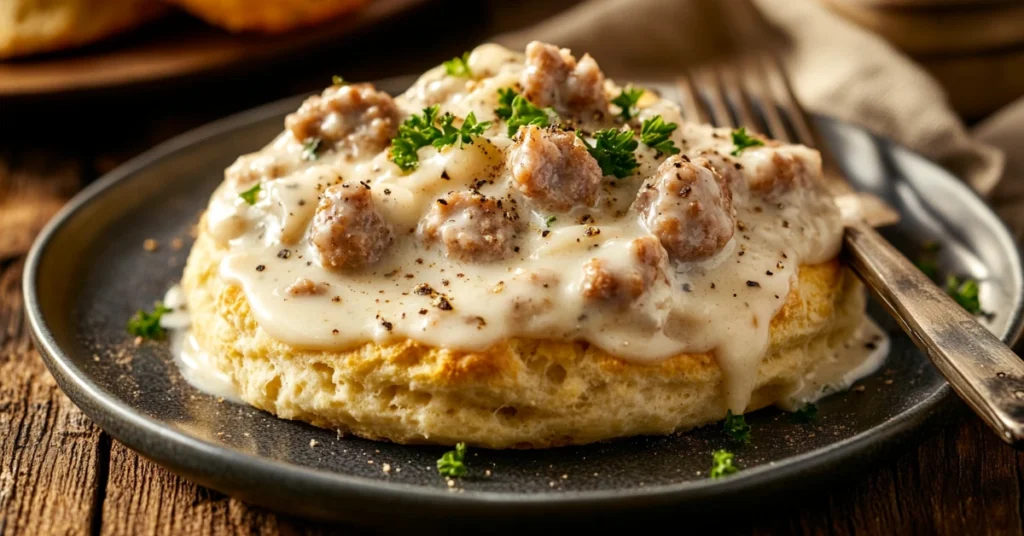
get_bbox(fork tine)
[698,67,735,129]
[720,63,765,135]
[760,54,843,175]
[744,55,791,143]
[675,73,711,125]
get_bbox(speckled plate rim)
[23,77,1024,519]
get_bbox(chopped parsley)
[127,302,172,340]
[730,127,764,156]
[578,128,639,178]
[709,449,739,479]
[302,137,322,161]
[946,275,982,315]
[722,410,751,444]
[444,52,472,77]
[239,183,261,205]
[640,115,680,155]
[390,106,489,172]
[331,75,346,86]
[915,241,940,281]
[545,215,557,227]
[790,403,818,423]
[434,111,491,148]
[437,442,467,478]
[495,88,554,136]
[611,85,644,121]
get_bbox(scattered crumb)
[143,238,159,252]
[561,474,568,480]
[367,460,374,464]
[133,336,143,346]
[884,379,894,385]
[484,469,491,477]
[549,481,556,488]
[447,479,456,488]
[853,385,866,393]
[309,439,319,447]
[170,237,184,250]
[382,463,391,474]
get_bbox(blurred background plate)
[0,0,425,98]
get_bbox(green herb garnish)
[331,75,346,86]
[437,442,467,478]
[709,449,739,479]
[730,127,764,156]
[127,302,172,340]
[302,137,322,161]
[611,85,644,121]
[722,410,751,444]
[239,183,261,205]
[578,128,639,178]
[790,403,818,423]
[545,215,557,227]
[946,275,982,315]
[390,106,490,171]
[444,52,472,78]
[434,112,490,148]
[640,115,680,156]
[495,88,554,136]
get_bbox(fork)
[676,55,1024,447]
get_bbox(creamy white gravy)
[162,285,242,402]
[198,43,884,412]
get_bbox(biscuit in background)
[165,0,368,33]
[0,0,168,59]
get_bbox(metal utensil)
[676,54,1024,447]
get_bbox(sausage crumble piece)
[580,236,668,306]
[634,155,735,262]
[285,277,327,296]
[285,83,401,157]
[746,148,820,198]
[520,41,609,118]
[507,125,602,212]
[310,183,393,270]
[418,192,520,262]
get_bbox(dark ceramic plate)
[24,77,1024,528]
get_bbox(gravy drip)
[202,43,855,412]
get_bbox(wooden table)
[2,2,1023,534]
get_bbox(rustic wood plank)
[100,441,360,536]
[0,152,81,261]
[0,257,107,536]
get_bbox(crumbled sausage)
[507,125,602,212]
[285,278,327,296]
[285,83,400,157]
[580,236,667,305]
[520,41,608,117]
[634,155,735,262]
[311,184,393,270]
[697,151,748,199]
[418,192,520,262]
[746,148,820,197]
[225,152,291,187]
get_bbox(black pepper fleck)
[255,264,266,272]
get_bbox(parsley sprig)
[435,112,490,148]
[239,183,261,205]
[390,106,490,172]
[437,442,467,478]
[723,410,751,444]
[640,115,680,156]
[709,449,739,479]
[495,88,555,136]
[730,127,764,156]
[946,275,981,315]
[444,52,472,78]
[127,302,172,340]
[331,75,346,86]
[302,137,322,161]
[790,403,818,423]
[578,128,639,178]
[611,85,644,121]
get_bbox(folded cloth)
[495,0,1006,196]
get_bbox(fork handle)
[844,220,1024,447]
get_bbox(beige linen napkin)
[495,0,1006,196]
